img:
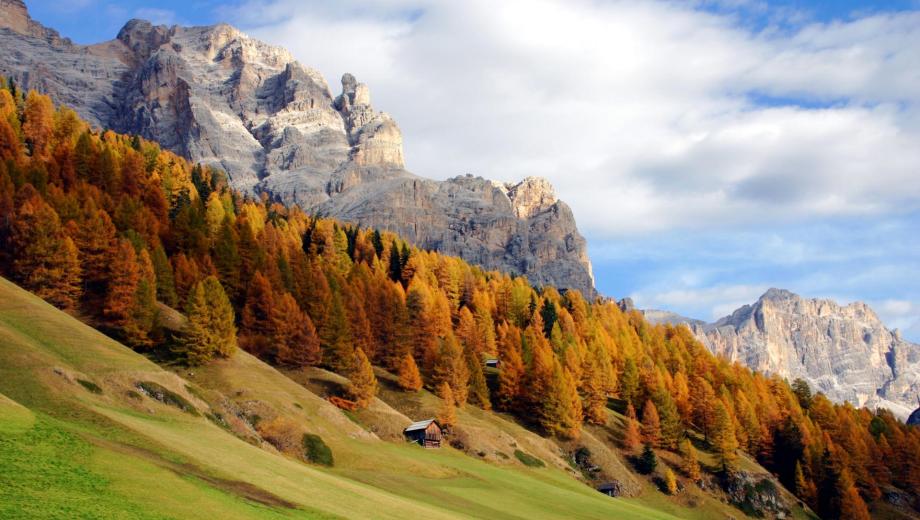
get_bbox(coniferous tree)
[680,438,701,482]
[623,403,642,453]
[9,188,81,308]
[348,347,377,409]
[397,353,423,392]
[496,323,525,410]
[641,399,662,448]
[273,292,320,367]
[320,292,354,372]
[664,468,678,495]
[436,381,457,428]
[712,401,739,472]
[466,347,491,410]
[150,242,178,307]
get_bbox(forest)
[1,81,918,519]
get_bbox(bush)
[302,433,334,467]
[136,381,199,416]
[514,449,545,468]
[76,379,102,394]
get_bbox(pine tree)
[320,291,354,372]
[637,444,657,474]
[680,438,701,481]
[794,460,815,504]
[202,276,238,358]
[496,323,524,410]
[272,292,320,367]
[150,243,178,307]
[239,271,274,357]
[623,403,642,453]
[641,399,662,448]
[436,382,457,428]
[348,348,377,409]
[664,467,678,495]
[22,90,54,158]
[711,401,739,472]
[466,347,491,410]
[397,353,422,392]
[619,358,639,405]
[104,239,141,333]
[9,189,81,308]
[581,353,608,425]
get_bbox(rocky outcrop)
[0,2,595,295]
[698,289,920,418]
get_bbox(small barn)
[404,419,443,448]
[484,358,499,368]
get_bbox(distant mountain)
[0,0,594,295]
[646,288,920,418]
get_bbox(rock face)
[0,2,595,295]
[697,289,920,418]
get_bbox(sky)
[23,0,920,340]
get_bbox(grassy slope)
[0,277,684,519]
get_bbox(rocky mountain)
[647,288,920,418]
[0,0,594,295]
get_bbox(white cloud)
[134,8,179,26]
[631,283,770,320]
[224,0,920,238]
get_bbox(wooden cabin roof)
[404,419,440,433]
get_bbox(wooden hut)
[484,358,499,368]
[404,419,443,448]
[596,481,622,497]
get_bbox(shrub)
[514,449,545,468]
[302,433,334,467]
[76,379,102,394]
[136,381,199,416]
[257,416,300,454]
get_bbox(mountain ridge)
[0,1,595,295]
[639,288,920,418]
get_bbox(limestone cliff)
[654,289,920,418]
[0,2,595,295]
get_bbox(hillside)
[0,276,682,519]
[2,85,918,519]
[0,0,594,295]
[0,275,811,519]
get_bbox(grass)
[514,449,545,468]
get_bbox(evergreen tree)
[348,348,377,409]
[636,444,657,474]
[239,271,275,357]
[104,239,141,335]
[437,381,457,428]
[273,292,320,367]
[176,281,214,365]
[680,438,701,481]
[496,324,525,410]
[320,292,354,372]
[711,401,739,472]
[9,189,81,308]
[202,276,238,359]
[397,353,422,392]
[641,399,662,448]
[466,347,491,410]
[664,468,678,495]
[150,243,178,307]
[623,403,642,453]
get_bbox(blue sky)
[22,0,920,339]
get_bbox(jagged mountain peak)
[0,0,595,295]
[704,289,920,418]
